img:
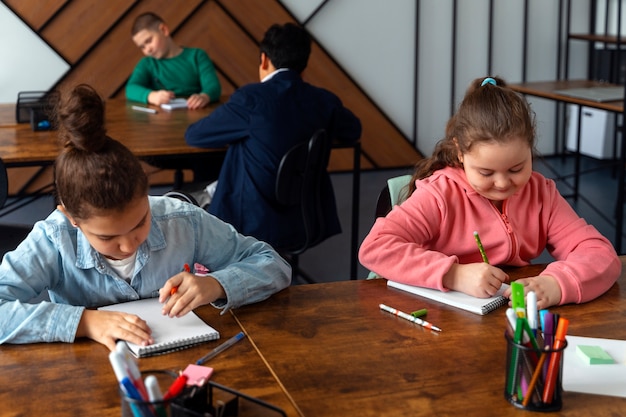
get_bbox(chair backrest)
[275,129,332,254]
[374,174,413,218]
[0,158,8,209]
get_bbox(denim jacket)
[0,196,291,344]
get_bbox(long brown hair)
[54,84,149,220]
[408,76,536,196]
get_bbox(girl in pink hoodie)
[359,76,621,310]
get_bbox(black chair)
[275,129,333,283]
[0,158,34,257]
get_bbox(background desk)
[0,100,218,167]
[232,259,626,416]
[509,80,626,253]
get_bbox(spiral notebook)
[387,280,510,315]
[99,298,220,357]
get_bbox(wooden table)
[232,260,626,416]
[0,304,299,417]
[0,100,218,167]
[3,260,624,416]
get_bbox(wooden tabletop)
[0,100,219,166]
[0,305,299,417]
[232,261,626,416]
[509,79,625,113]
[3,260,625,416]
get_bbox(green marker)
[473,231,489,264]
[410,309,427,318]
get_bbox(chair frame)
[275,129,332,283]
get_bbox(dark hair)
[408,76,536,196]
[259,23,311,73]
[131,12,163,36]
[54,84,149,220]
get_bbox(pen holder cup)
[120,370,185,417]
[504,333,567,412]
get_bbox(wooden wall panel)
[3,0,66,31]
[176,2,259,87]
[40,0,133,63]
[218,0,294,41]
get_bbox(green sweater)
[125,47,221,104]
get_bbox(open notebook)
[99,298,220,357]
[387,280,510,315]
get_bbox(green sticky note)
[576,345,615,365]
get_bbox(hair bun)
[56,84,108,152]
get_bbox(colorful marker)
[379,304,442,332]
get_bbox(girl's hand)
[77,309,153,351]
[443,263,509,298]
[159,270,226,318]
[502,275,561,310]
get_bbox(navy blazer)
[185,70,362,249]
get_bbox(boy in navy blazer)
[185,23,362,249]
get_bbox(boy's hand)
[443,262,509,298]
[159,270,226,317]
[186,93,210,109]
[77,309,153,351]
[147,90,175,106]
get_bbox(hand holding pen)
[159,263,227,318]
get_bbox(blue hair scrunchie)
[481,77,497,87]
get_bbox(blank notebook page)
[99,297,220,357]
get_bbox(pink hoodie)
[359,167,621,305]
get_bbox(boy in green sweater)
[126,12,221,109]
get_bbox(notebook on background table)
[553,86,625,102]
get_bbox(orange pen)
[541,317,569,404]
[170,264,190,296]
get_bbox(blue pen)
[196,331,246,365]
[539,309,548,333]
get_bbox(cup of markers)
[119,369,185,417]
[503,284,568,412]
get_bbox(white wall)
[282,0,594,157]
[0,3,68,105]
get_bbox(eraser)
[183,364,214,386]
[576,345,615,365]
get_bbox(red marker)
[163,374,188,400]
